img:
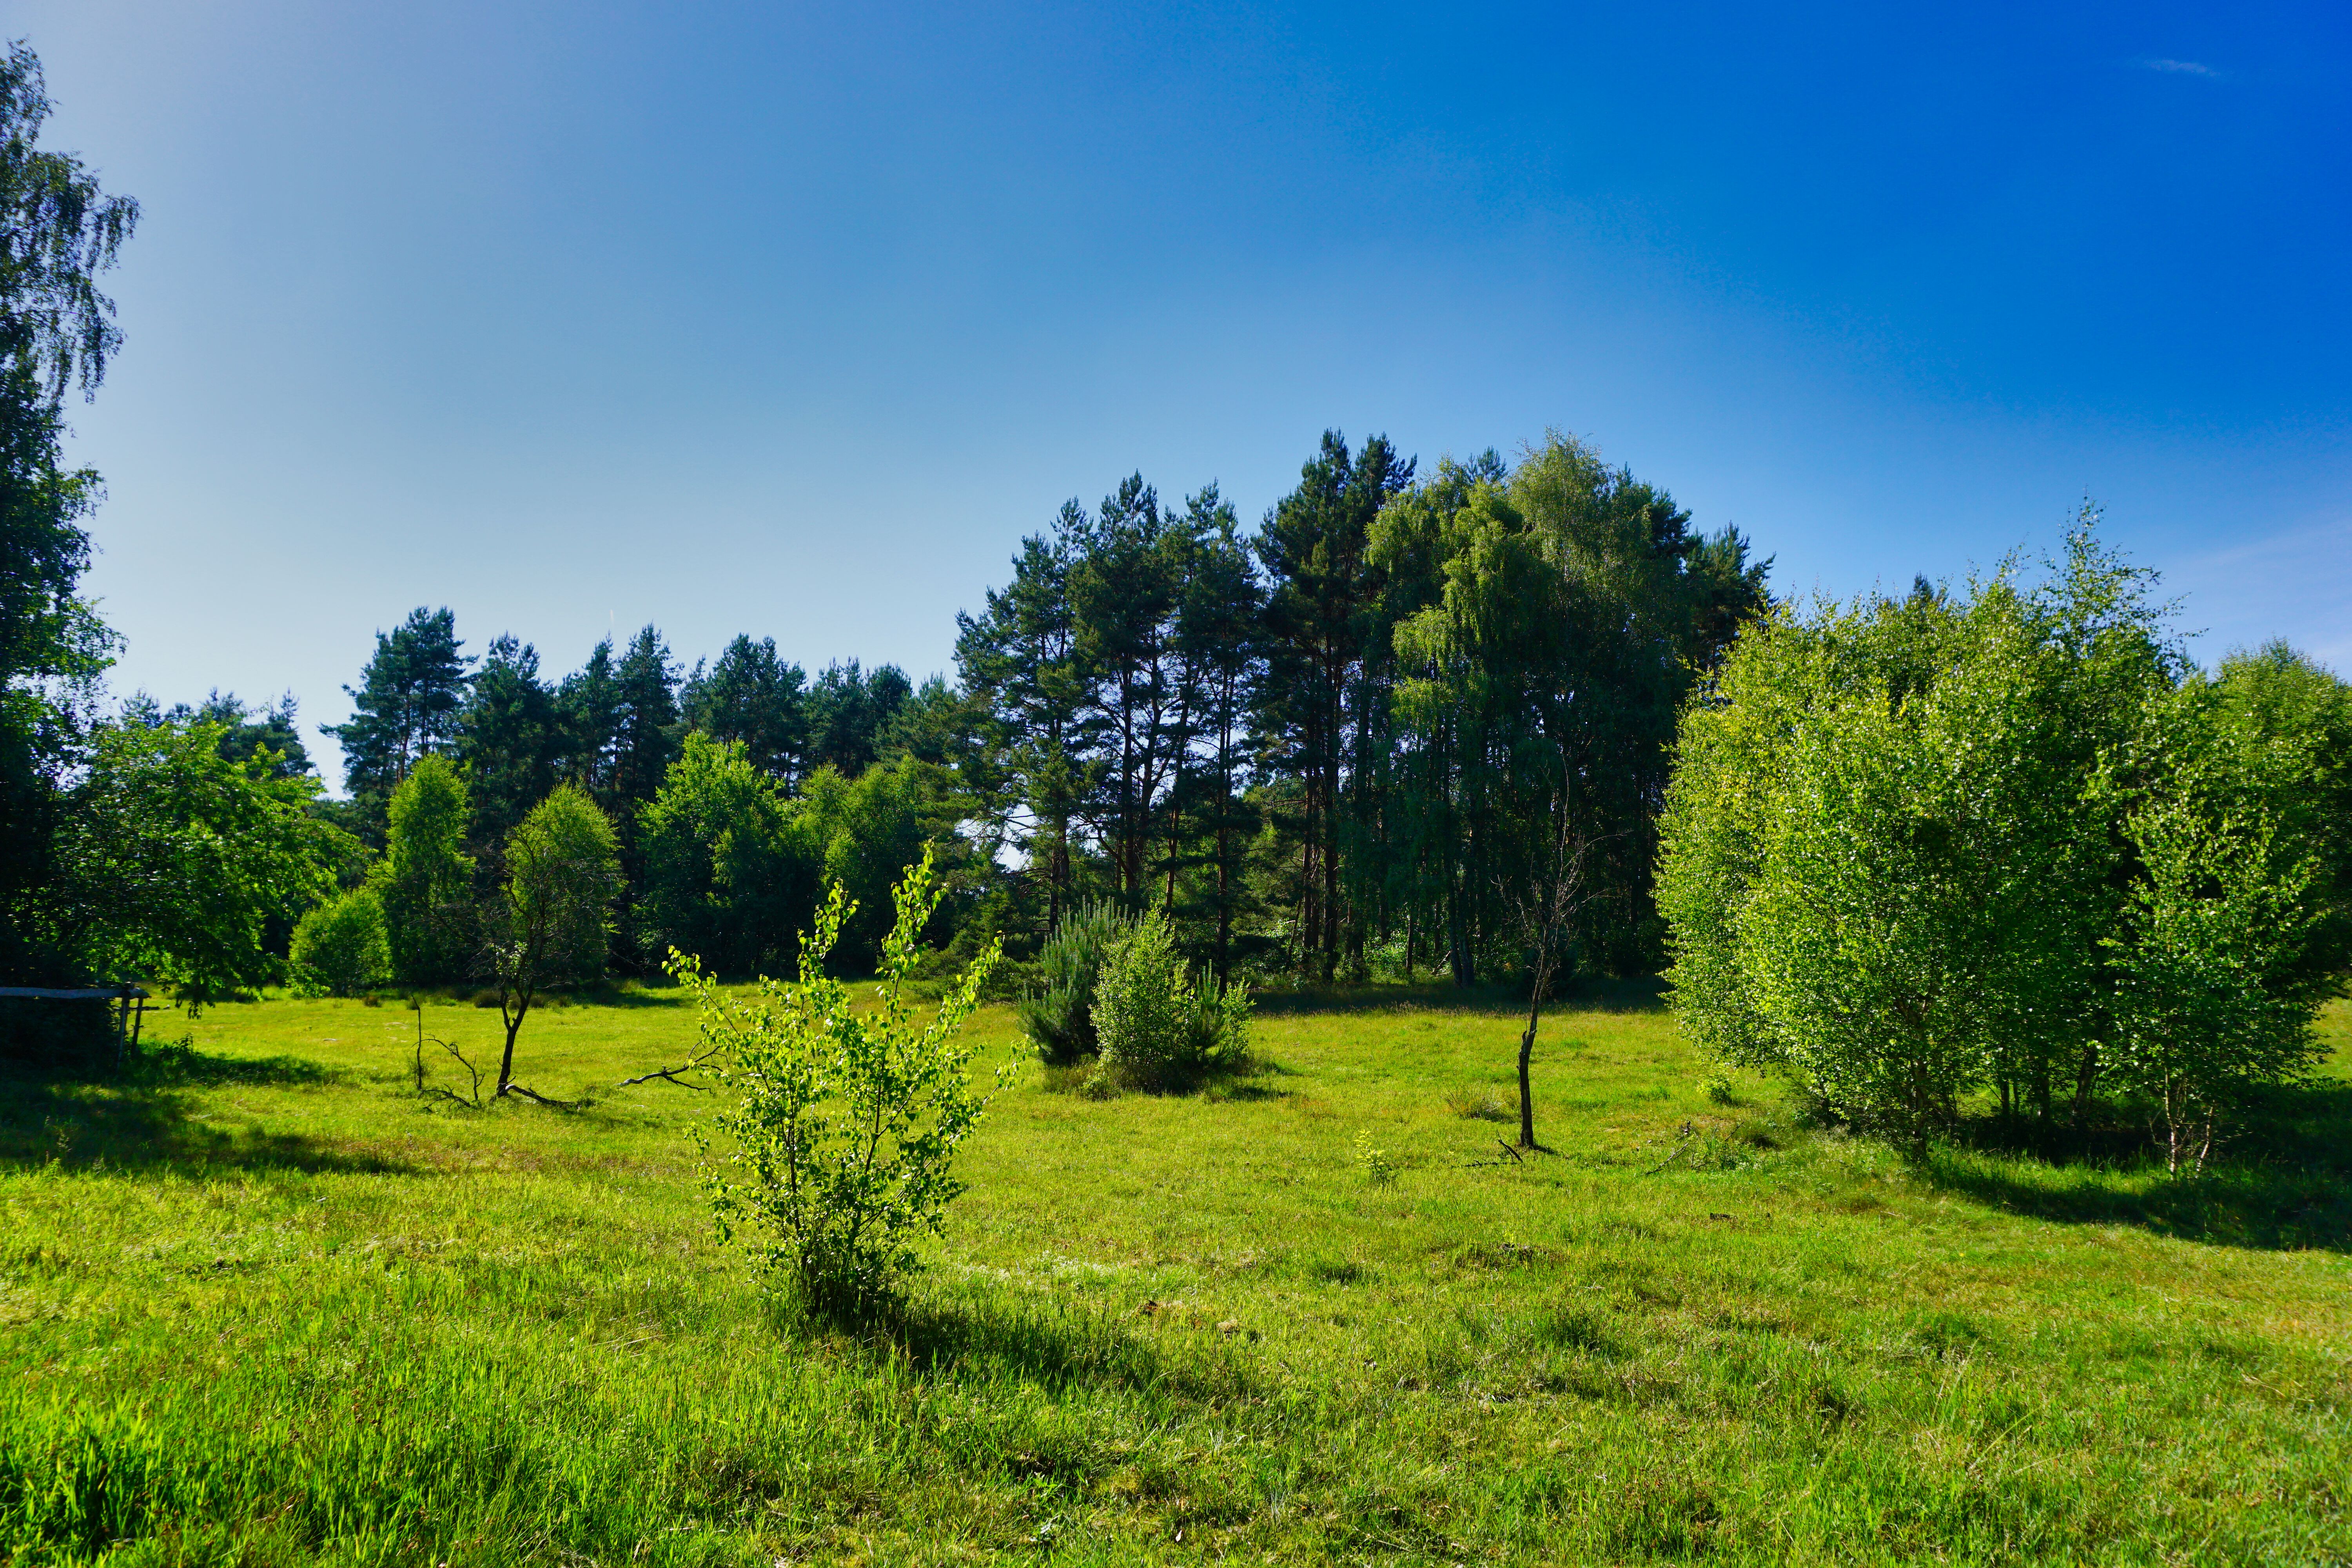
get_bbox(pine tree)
[682,635,806,783]
[321,606,472,831]
[556,637,621,797]
[1171,488,1263,982]
[460,634,562,877]
[805,659,911,777]
[957,513,1092,931]
[1253,431,1414,981]
[609,625,682,818]
[1069,474,1188,904]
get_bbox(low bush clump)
[1445,1087,1512,1122]
[1018,900,1127,1065]
[289,889,392,998]
[1093,910,1250,1087]
[671,848,1005,1314]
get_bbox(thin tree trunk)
[2071,1042,2100,1131]
[497,990,530,1095]
[1213,817,1231,986]
[1517,1002,1539,1149]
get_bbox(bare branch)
[615,1044,721,1091]
[497,1082,577,1108]
[415,1028,486,1108]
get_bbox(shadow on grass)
[787,1288,1257,1404]
[1927,1077,2352,1253]
[0,1046,413,1177]
[1249,974,1667,1017]
[1031,1054,1274,1101]
[1250,982,1521,1017]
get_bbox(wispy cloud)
[2137,58,2221,77]
[2166,516,2352,672]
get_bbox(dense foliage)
[676,849,1005,1312]
[289,887,392,997]
[0,43,136,985]
[1091,908,1252,1086]
[52,720,337,1006]
[1017,899,1127,1065]
[952,432,1766,987]
[1657,522,2350,1165]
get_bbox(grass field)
[4,984,2348,1565]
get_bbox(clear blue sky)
[17,0,2351,790]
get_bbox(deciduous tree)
[484,785,621,1100]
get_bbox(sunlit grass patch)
[0,991,2345,1562]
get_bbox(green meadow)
[3,989,2348,1566]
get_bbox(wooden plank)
[0,986,151,1000]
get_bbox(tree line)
[5,37,2344,1174]
[0,39,1771,1008]
[250,426,1767,996]
[0,32,1761,1016]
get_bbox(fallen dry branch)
[416,1031,487,1109]
[615,1046,720,1091]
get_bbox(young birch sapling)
[672,847,1006,1313]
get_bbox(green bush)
[1017,900,1127,1065]
[369,755,474,985]
[289,888,392,998]
[1657,520,2347,1163]
[1093,910,1250,1086]
[637,732,813,977]
[672,848,1005,1314]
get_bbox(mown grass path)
[4,990,2347,1564]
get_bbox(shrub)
[1657,520,2348,1160]
[2101,679,2335,1171]
[673,848,1005,1314]
[370,755,474,985]
[1018,900,1127,1065]
[289,888,392,998]
[1093,910,1250,1085]
[1352,1129,1396,1186]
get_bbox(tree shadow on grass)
[1925,1077,2352,1253]
[785,1287,1258,1405]
[1249,975,1667,1018]
[1250,982,1522,1017]
[0,1047,415,1177]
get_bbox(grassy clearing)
[4,988,2348,1565]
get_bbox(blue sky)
[16,0,2351,789]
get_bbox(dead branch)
[1495,1139,1524,1164]
[416,1031,487,1109]
[1643,1120,1698,1176]
[498,1082,577,1109]
[615,1045,720,1091]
